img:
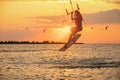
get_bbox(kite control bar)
[65,2,80,15]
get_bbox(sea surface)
[0,44,120,80]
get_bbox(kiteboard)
[59,34,81,51]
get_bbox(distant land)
[0,41,84,44]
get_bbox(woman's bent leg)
[68,27,79,43]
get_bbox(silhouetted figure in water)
[68,10,83,43]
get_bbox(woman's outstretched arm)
[71,12,74,20]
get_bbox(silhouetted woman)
[68,10,83,43]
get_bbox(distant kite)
[25,27,30,30]
[62,19,67,23]
[105,26,109,30]
[91,27,94,29]
[43,28,47,32]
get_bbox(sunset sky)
[0,0,120,43]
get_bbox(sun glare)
[55,26,71,41]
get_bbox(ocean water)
[0,44,120,80]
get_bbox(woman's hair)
[75,10,80,16]
[74,10,82,21]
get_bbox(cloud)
[26,15,70,28]
[26,17,53,23]
[83,9,120,24]
[24,9,120,30]
[0,0,63,2]
[102,0,120,4]
[29,9,120,25]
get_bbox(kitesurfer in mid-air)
[67,10,83,43]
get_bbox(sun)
[62,25,71,32]
[54,26,71,41]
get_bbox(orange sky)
[0,0,120,43]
